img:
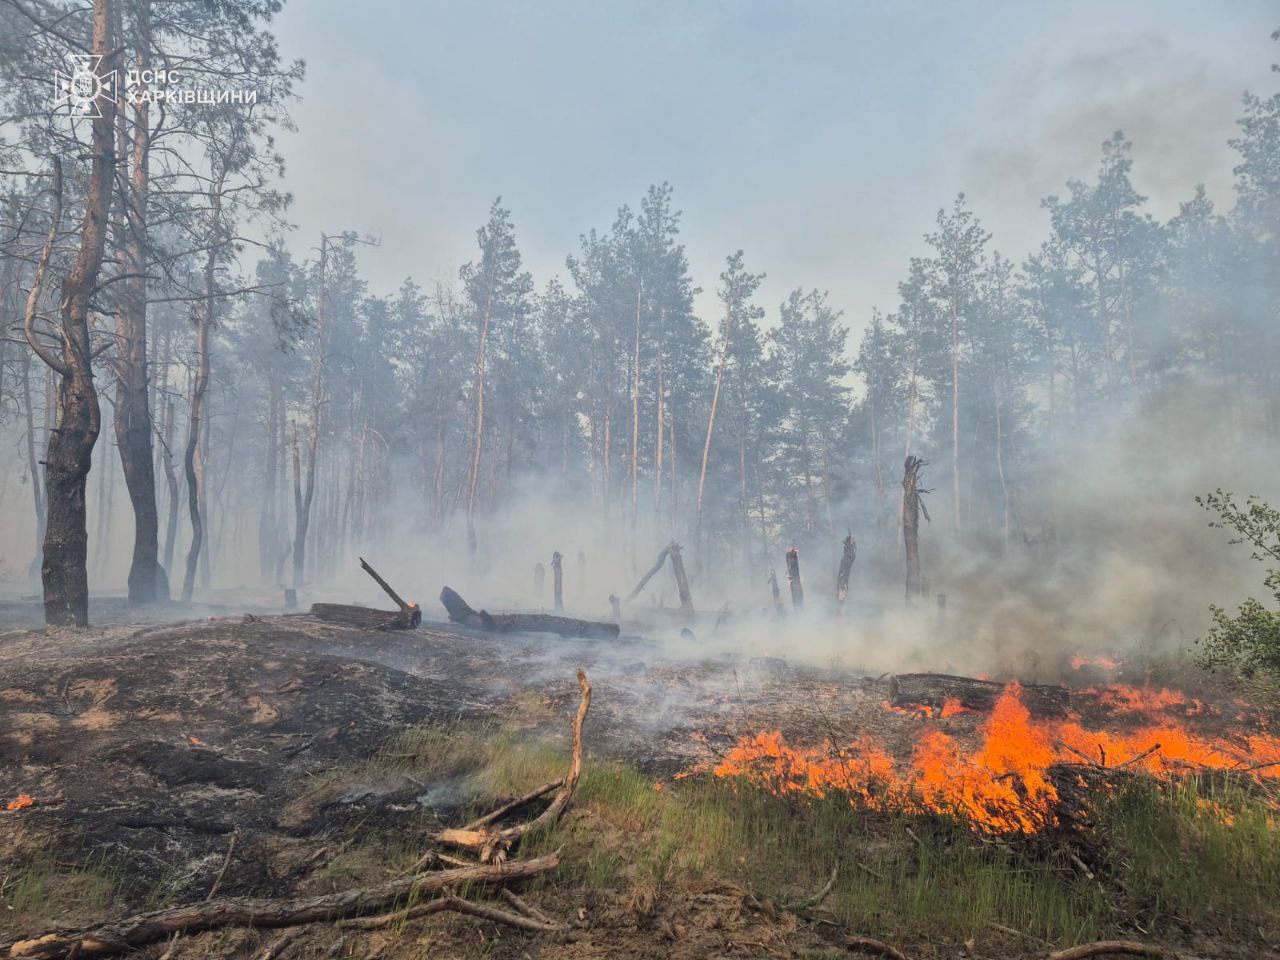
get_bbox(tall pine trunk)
[32,3,116,625]
[114,23,164,602]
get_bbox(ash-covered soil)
[0,599,831,910]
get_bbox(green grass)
[459,728,1280,949]
[0,851,117,928]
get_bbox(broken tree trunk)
[551,551,563,611]
[890,673,1070,717]
[768,569,784,616]
[785,547,803,610]
[902,456,929,605]
[836,534,856,610]
[308,558,421,629]
[668,542,694,615]
[440,587,618,640]
[533,562,545,601]
[309,604,419,630]
[0,855,560,960]
[623,544,671,603]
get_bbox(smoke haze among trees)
[0,3,1278,666]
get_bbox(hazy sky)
[271,1,1277,335]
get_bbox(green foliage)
[1195,490,1280,678]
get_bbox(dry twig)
[1047,942,1178,960]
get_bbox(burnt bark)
[440,587,619,640]
[890,673,1070,717]
[785,547,803,610]
[902,456,929,604]
[551,550,563,611]
[30,3,116,625]
[113,7,164,604]
[836,534,856,609]
[668,541,694,615]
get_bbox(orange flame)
[709,682,1280,835]
[6,794,34,811]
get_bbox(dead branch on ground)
[1046,942,1178,960]
[434,670,591,863]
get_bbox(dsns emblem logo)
[54,55,116,118]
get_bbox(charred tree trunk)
[668,541,694,615]
[533,562,545,602]
[440,587,619,640]
[902,456,929,604]
[623,544,670,603]
[785,547,803,610]
[768,568,783,616]
[836,534,856,610]
[113,10,163,604]
[28,5,116,626]
[551,550,563,611]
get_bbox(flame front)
[710,682,1280,834]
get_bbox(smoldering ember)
[1,4,1280,960]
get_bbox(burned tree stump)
[890,673,1070,717]
[768,569,784,616]
[785,547,803,610]
[902,456,930,605]
[551,551,564,611]
[836,534,856,610]
[668,542,694,615]
[440,586,619,640]
[533,562,545,601]
[609,594,621,620]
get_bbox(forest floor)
[0,597,1277,960]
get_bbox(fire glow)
[709,683,1280,835]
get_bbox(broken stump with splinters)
[785,547,804,610]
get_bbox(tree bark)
[902,456,928,604]
[836,534,856,609]
[33,4,116,625]
[113,6,163,604]
[785,547,803,610]
[696,305,732,550]
[181,180,222,603]
[551,550,563,611]
[668,541,694,615]
[440,587,618,640]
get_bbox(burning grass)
[698,681,1280,836]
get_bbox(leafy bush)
[1195,490,1280,678]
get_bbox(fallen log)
[0,854,560,960]
[308,603,419,630]
[308,559,422,629]
[440,587,618,640]
[890,673,1070,716]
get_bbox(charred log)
[439,587,619,640]
[890,673,1070,717]
[309,603,420,630]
